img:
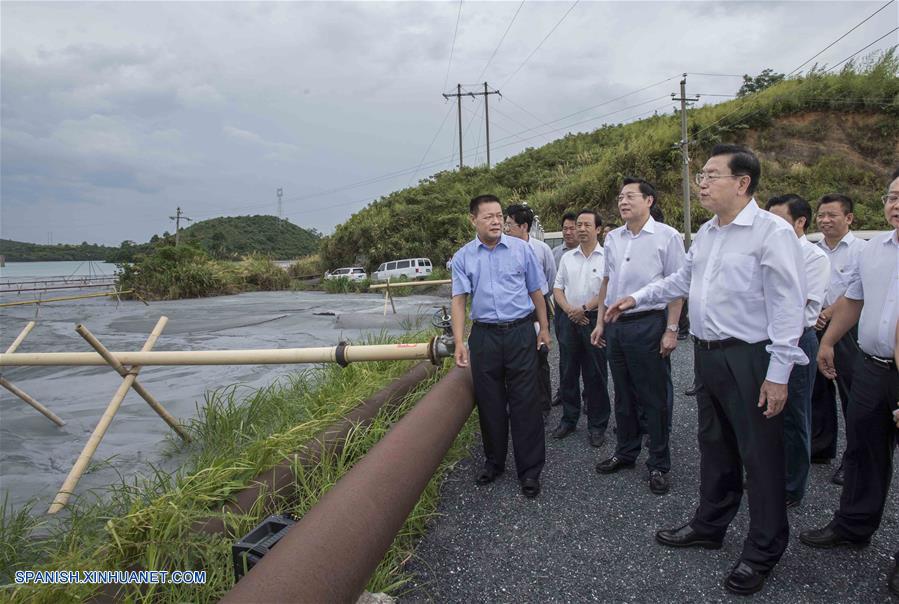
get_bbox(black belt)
[693,336,743,350]
[473,316,530,330]
[863,353,896,370]
[618,309,664,323]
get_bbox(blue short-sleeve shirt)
[451,233,546,322]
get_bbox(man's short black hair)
[561,212,577,226]
[470,194,501,215]
[622,176,658,206]
[891,167,899,180]
[766,193,812,232]
[576,209,602,227]
[505,203,534,231]
[817,193,853,215]
[649,204,665,224]
[709,144,761,195]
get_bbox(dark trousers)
[533,295,553,413]
[469,320,546,481]
[833,356,899,540]
[557,312,610,432]
[607,311,671,472]
[784,327,818,501]
[810,326,860,459]
[690,341,788,572]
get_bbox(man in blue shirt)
[451,194,551,498]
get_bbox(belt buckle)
[868,354,892,369]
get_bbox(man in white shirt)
[605,144,807,595]
[504,203,556,419]
[801,169,899,597]
[765,194,830,508]
[590,177,686,495]
[552,209,611,448]
[810,193,866,484]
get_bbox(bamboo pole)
[5,321,36,354]
[1,342,439,367]
[0,290,134,308]
[0,377,65,427]
[75,323,189,442]
[0,282,116,294]
[0,321,65,426]
[47,317,168,514]
[368,279,451,290]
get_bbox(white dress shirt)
[817,231,867,307]
[554,244,605,308]
[844,229,899,358]
[800,236,831,328]
[603,216,686,313]
[632,199,808,384]
[527,235,557,296]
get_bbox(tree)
[737,69,785,97]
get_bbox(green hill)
[177,215,320,260]
[321,54,899,271]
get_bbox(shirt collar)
[818,230,857,251]
[475,233,509,250]
[574,243,603,258]
[885,230,899,247]
[622,216,656,238]
[710,198,758,229]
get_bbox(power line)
[788,0,896,76]
[408,103,456,186]
[687,72,744,78]
[824,27,899,73]
[476,0,526,82]
[499,0,579,88]
[442,0,464,94]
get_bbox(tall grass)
[1,332,474,603]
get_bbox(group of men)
[449,143,898,596]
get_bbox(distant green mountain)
[0,239,115,262]
[177,215,320,260]
[2,215,321,262]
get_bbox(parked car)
[372,258,432,282]
[323,267,367,282]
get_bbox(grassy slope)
[321,54,899,271]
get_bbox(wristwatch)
[666,324,679,333]
[582,304,589,312]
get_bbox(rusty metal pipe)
[194,360,438,535]
[220,366,474,604]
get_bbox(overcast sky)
[1,1,896,246]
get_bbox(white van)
[372,258,432,282]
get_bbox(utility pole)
[671,74,700,249]
[443,83,501,169]
[277,188,283,219]
[169,206,193,246]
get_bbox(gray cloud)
[0,1,893,245]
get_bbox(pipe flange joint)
[335,341,350,367]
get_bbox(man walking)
[451,194,551,498]
[800,169,899,596]
[504,203,556,419]
[592,177,685,495]
[552,210,611,448]
[810,193,866,484]
[605,145,807,595]
[765,194,830,507]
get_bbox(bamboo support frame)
[0,289,135,308]
[368,278,451,290]
[0,342,442,367]
[0,282,116,294]
[48,317,168,514]
[0,321,65,426]
[75,324,189,441]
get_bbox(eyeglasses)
[694,172,745,186]
[882,194,899,206]
[616,192,645,203]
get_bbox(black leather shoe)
[589,431,606,448]
[552,424,575,439]
[799,525,869,549]
[475,467,503,485]
[655,524,723,549]
[649,470,670,495]
[831,463,844,486]
[889,554,899,596]
[724,561,768,596]
[521,478,540,498]
[684,383,699,397]
[596,455,636,474]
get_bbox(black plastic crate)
[232,514,297,581]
